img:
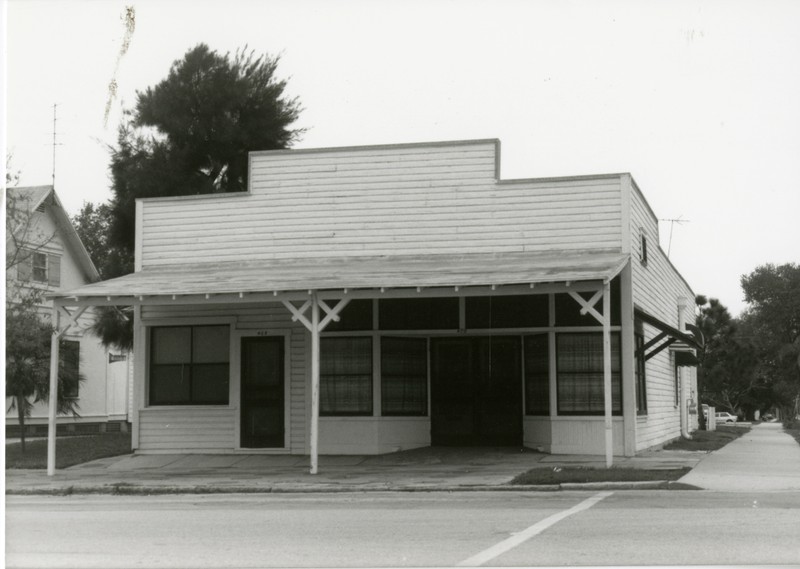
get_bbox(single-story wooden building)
[47,139,701,474]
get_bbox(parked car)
[715,412,738,423]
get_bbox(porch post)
[310,292,321,475]
[603,280,613,468]
[47,307,62,476]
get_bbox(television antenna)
[51,103,63,188]
[660,216,690,258]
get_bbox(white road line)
[456,491,614,567]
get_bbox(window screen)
[320,337,373,415]
[381,337,427,416]
[524,334,549,415]
[556,332,621,415]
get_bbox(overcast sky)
[4,0,799,316]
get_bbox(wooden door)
[240,336,284,448]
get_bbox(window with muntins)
[32,252,48,282]
[381,337,427,416]
[17,249,61,287]
[320,337,373,416]
[556,332,621,415]
[149,325,230,405]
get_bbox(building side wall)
[629,185,698,451]
[138,142,624,267]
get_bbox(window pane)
[321,337,372,415]
[151,327,191,364]
[524,334,549,415]
[191,364,230,404]
[381,337,427,416]
[325,299,373,332]
[150,365,191,404]
[379,298,459,330]
[556,333,621,415]
[32,252,47,282]
[192,325,230,363]
[466,295,549,329]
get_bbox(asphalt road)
[6,491,800,568]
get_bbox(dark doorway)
[240,336,285,448]
[430,336,522,446]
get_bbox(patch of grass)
[510,466,691,485]
[5,433,132,469]
[663,425,749,452]
[784,420,800,447]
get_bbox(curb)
[6,480,700,496]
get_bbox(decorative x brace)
[56,306,89,339]
[568,288,607,326]
[281,297,351,332]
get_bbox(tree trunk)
[16,394,26,454]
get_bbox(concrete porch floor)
[5,446,704,494]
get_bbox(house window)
[381,337,427,416]
[149,325,230,405]
[17,250,61,287]
[32,252,48,282]
[635,333,647,415]
[320,337,373,416]
[674,363,680,406]
[60,340,80,399]
[524,334,549,416]
[640,230,648,266]
[556,332,621,415]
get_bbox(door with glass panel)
[240,336,285,448]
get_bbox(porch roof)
[50,250,629,305]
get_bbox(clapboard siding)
[138,408,235,451]
[139,302,307,453]
[139,141,624,267]
[628,184,698,450]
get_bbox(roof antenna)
[660,216,690,257]
[51,103,63,189]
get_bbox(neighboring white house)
[49,139,700,464]
[6,186,131,435]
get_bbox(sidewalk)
[4,446,702,495]
[678,422,800,491]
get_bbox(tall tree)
[91,44,302,350]
[72,202,134,280]
[108,43,302,257]
[695,296,760,419]
[739,263,800,419]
